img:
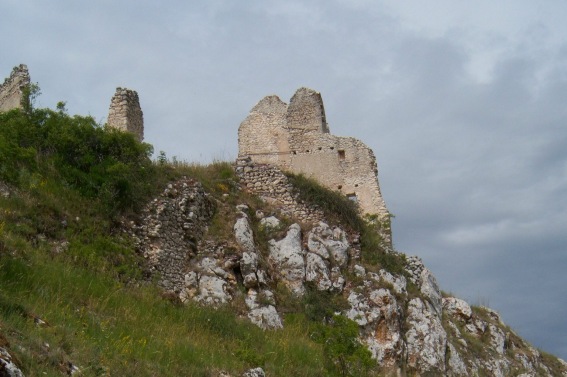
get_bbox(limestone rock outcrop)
[0,347,24,377]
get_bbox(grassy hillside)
[0,104,383,376]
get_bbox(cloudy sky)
[2,0,566,360]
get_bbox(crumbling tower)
[0,64,31,112]
[238,87,392,243]
[107,87,144,141]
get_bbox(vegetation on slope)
[0,98,380,376]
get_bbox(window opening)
[338,150,345,160]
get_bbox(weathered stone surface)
[245,289,282,330]
[181,254,236,306]
[242,367,265,377]
[442,297,473,322]
[307,222,349,267]
[305,252,332,291]
[0,64,30,112]
[405,256,442,315]
[405,297,447,374]
[0,347,24,377]
[131,178,215,294]
[107,87,144,141]
[234,209,255,253]
[259,216,280,230]
[345,284,403,367]
[124,158,566,376]
[446,343,468,376]
[268,224,305,295]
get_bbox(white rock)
[242,367,265,377]
[353,264,366,277]
[405,297,447,373]
[260,216,281,229]
[405,256,443,315]
[240,251,259,288]
[447,343,468,376]
[234,215,255,253]
[307,222,349,267]
[245,289,283,330]
[346,288,403,367]
[0,347,24,377]
[196,275,231,306]
[489,324,506,355]
[268,224,305,295]
[305,252,332,290]
[442,297,473,322]
[330,266,345,291]
[378,269,407,295]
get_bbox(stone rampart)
[0,64,30,112]
[238,87,391,243]
[107,87,144,141]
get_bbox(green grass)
[0,103,331,375]
[0,249,327,376]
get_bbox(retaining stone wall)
[235,158,325,224]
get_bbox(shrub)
[312,315,375,376]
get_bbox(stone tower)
[107,87,144,141]
[0,64,31,112]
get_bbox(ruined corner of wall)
[0,64,31,112]
[107,87,144,142]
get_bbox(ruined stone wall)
[107,87,144,141]
[235,158,325,224]
[129,178,215,293]
[286,87,329,134]
[0,64,30,112]
[237,95,290,168]
[237,87,390,235]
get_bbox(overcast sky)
[2,0,566,361]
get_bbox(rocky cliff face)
[131,166,567,377]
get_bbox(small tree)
[314,315,375,376]
[20,82,41,115]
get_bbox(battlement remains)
[107,87,144,141]
[238,87,391,243]
[0,64,31,112]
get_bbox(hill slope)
[1,106,566,376]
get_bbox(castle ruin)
[107,87,144,141]
[238,87,390,228]
[0,64,30,112]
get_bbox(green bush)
[0,105,156,216]
[312,315,375,376]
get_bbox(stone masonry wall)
[129,178,215,293]
[235,157,325,224]
[107,87,144,141]
[0,64,30,112]
[237,87,391,243]
[238,95,290,168]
